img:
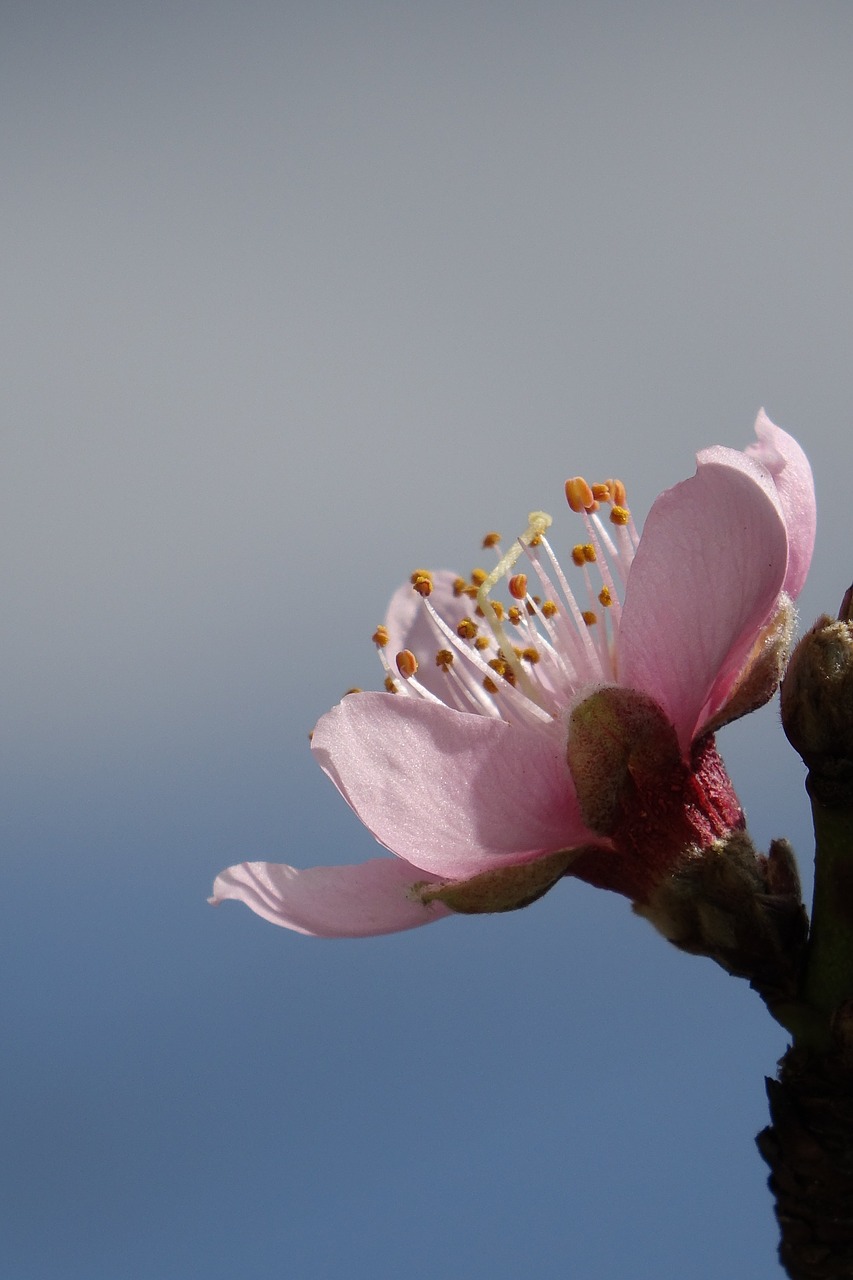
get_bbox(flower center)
[372,475,641,727]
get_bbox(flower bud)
[781,588,853,804]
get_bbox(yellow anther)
[609,505,630,526]
[396,649,419,679]
[571,545,586,566]
[508,606,522,625]
[522,647,540,664]
[452,576,468,597]
[582,610,598,626]
[541,600,558,618]
[412,573,433,597]
[487,654,516,686]
[565,476,595,513]
[457,617,478,639]
[491,601,505,622]
[435,648,454,671]
[470,567,488,586]
[508,573,527,599]
[582,544,596,563]
[384,675,399,693]
[410,568,433,585]
[344,687,363,695]
[474,635,490,650]
[372,625,389,647]
[591,482,611,503]
[598,587,613,608]
[482,531,501,548]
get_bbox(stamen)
[508,573,527,599]
[582,611,597,626]
[475,511,553,703]
[372,625,389,647]
[482,531,501,548]
[610,505,630,527]
[396,650,418,679]
[419,593,552,724]
[435,649,454,671]
[457,617,478,640]
[384,675,399,694]
[607,478,627,507]
[411,572,433,598]
[598,587,613,608]
[565,476,595,513]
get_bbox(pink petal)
[382,570,470,701]
[746,409,816,600]
[311,692,590,878]
[617,446,789,750]
[210,858,452,937]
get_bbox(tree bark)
[757,1036,853,1279]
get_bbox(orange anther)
[565,476,595,513]
[608,478,627,507]
[508,573,528,599]
[396,649,419,679]
[482,531,501,548]
[372,625,389,647]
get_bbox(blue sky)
[2,2,852,1276]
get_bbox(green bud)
[781,588,853,805]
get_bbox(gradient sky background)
[2,3,852,1277]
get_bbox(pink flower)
[211,411,815,938]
